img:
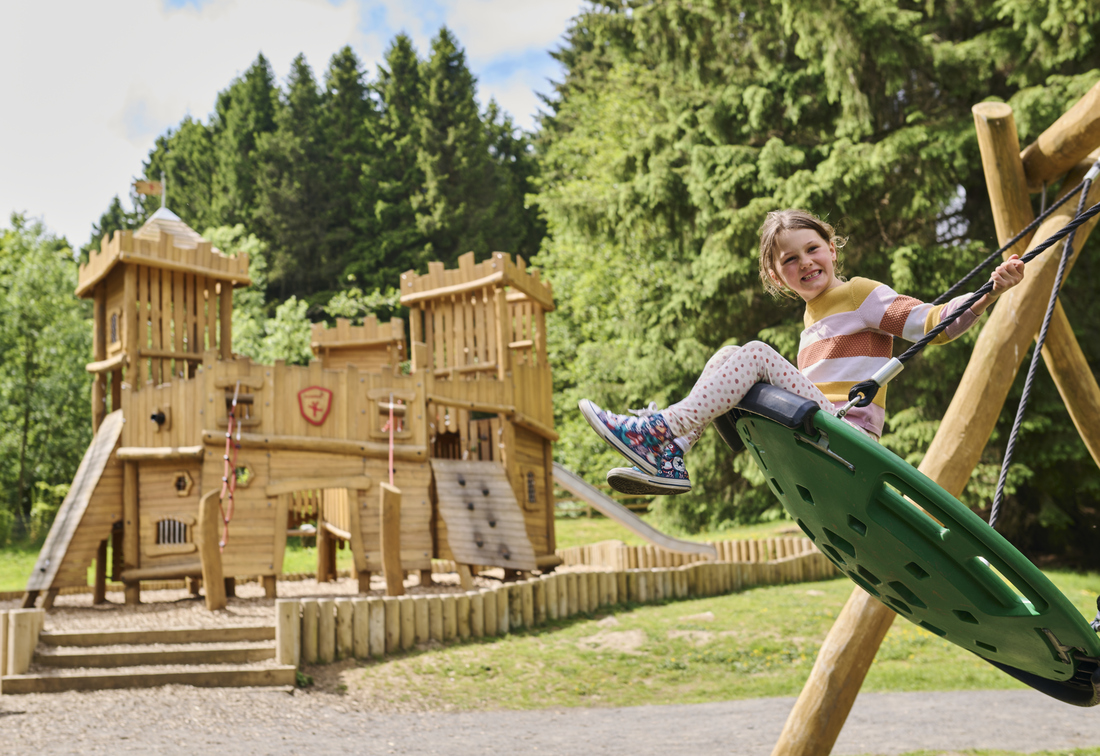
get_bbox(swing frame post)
[772,103,1100,756]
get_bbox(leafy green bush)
[29,481,69,541]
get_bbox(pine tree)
[253,54,331,303]
[413,27,495,266]
[353,34,426,289]
[322,46,376,292]
[211,53,279,227]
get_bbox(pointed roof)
[133,206,206,249]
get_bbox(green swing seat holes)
[725,386,1100,703]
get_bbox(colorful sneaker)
[607,443,691,495]
[578,399,674,475]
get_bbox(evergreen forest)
[5,3,1100,568]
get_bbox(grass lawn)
[332,569,1100,712]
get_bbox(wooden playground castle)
[22,208,561,610]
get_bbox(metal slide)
[552,463,717,558]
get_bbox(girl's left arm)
[968,254,1026,317]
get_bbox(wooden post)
[383,595,400,653]
[300,599,319,664]
[428,595,444,642]
[509,583,524,629]
[352,597,370,659]
[533,577,547,625]
[92,283,107,429]
[122,461,140,606]
[399,596,416,651]
[544,574,559,621]
[93,539,108,605]
[770,111,1100,756]
[380,483,404,597]
[496,585,510,634]
[0,610,8,682]
[123,265,139,389]
[335,598,353,660]
[317,523,333,584]
[483,589,498,636]
[414,596,430,644]
[275,599,300,667]
[8,609,39,675]
[442,594,458,640]
[457,593,471,639]
[368,597,385,657]
[218,282,233,359]
[469,591,485,637]
[196,489,226,611]
[262,575,277,599]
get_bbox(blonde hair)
[758,209,846,299]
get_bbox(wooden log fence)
[554,536,817,570]
[280,548,838,669]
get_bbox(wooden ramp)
[552,463,717,558]
[25,410,125,594]
[431,459,537,571]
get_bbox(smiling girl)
[579,208,1025,495]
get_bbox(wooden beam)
[197,489,226,611]
[1020,79,1100,190]
[122,461,140,606]
[201,429,427,461]
[265,475,372,497]
[85,353,129,374]
[218,283,233,360]
[116,446,204,461]
[380,483,404,597]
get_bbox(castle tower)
[77,208,251,431]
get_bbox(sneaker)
[578,399,674,475]
[607,443,691,496]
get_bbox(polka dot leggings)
[663,341,833,449]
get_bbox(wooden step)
[1,664,295,694]
[39,625,275,647]
[33,642,275,668]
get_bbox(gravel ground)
[1,687,1097,755]
[0,572,491,632]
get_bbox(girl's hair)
[758,209,847,299]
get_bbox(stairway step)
[39,625,275,647]
[34,641,275,668]
[1,663,295,694]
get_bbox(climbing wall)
[431,459,537,571]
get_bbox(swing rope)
[839,161,1100,415]
[218,380,242,551]
[989,174,1092,528]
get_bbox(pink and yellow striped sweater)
[797,277,979,438]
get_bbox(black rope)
[988,177,1092,528]
[847,193,1100,408]
[932,178,1086,305]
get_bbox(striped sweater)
[797,277,979,438]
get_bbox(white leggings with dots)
[663,342,834,449]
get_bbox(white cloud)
[0,0,584,247]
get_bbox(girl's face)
[771,228,841,302]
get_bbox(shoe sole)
[606,467,691,496]
[578,399,659,474]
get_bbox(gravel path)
[2,687,1097,755]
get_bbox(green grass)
[0,542,41,591]
[282,538,355,575]
[335,569,1100,712]
[553,512,802,550]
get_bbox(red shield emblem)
[298,386,333,426]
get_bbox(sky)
[0,0,587,248]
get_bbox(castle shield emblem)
[298,386,333,426]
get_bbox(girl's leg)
[664,341,832,449]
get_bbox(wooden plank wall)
[52,452,124,587]
[138,461,203,570]
[120,366,206,448]
[311,316,407,375]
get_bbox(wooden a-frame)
[772,82,1100,756]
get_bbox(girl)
[579,209,1026,495]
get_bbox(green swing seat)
[714,383,1100,707]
